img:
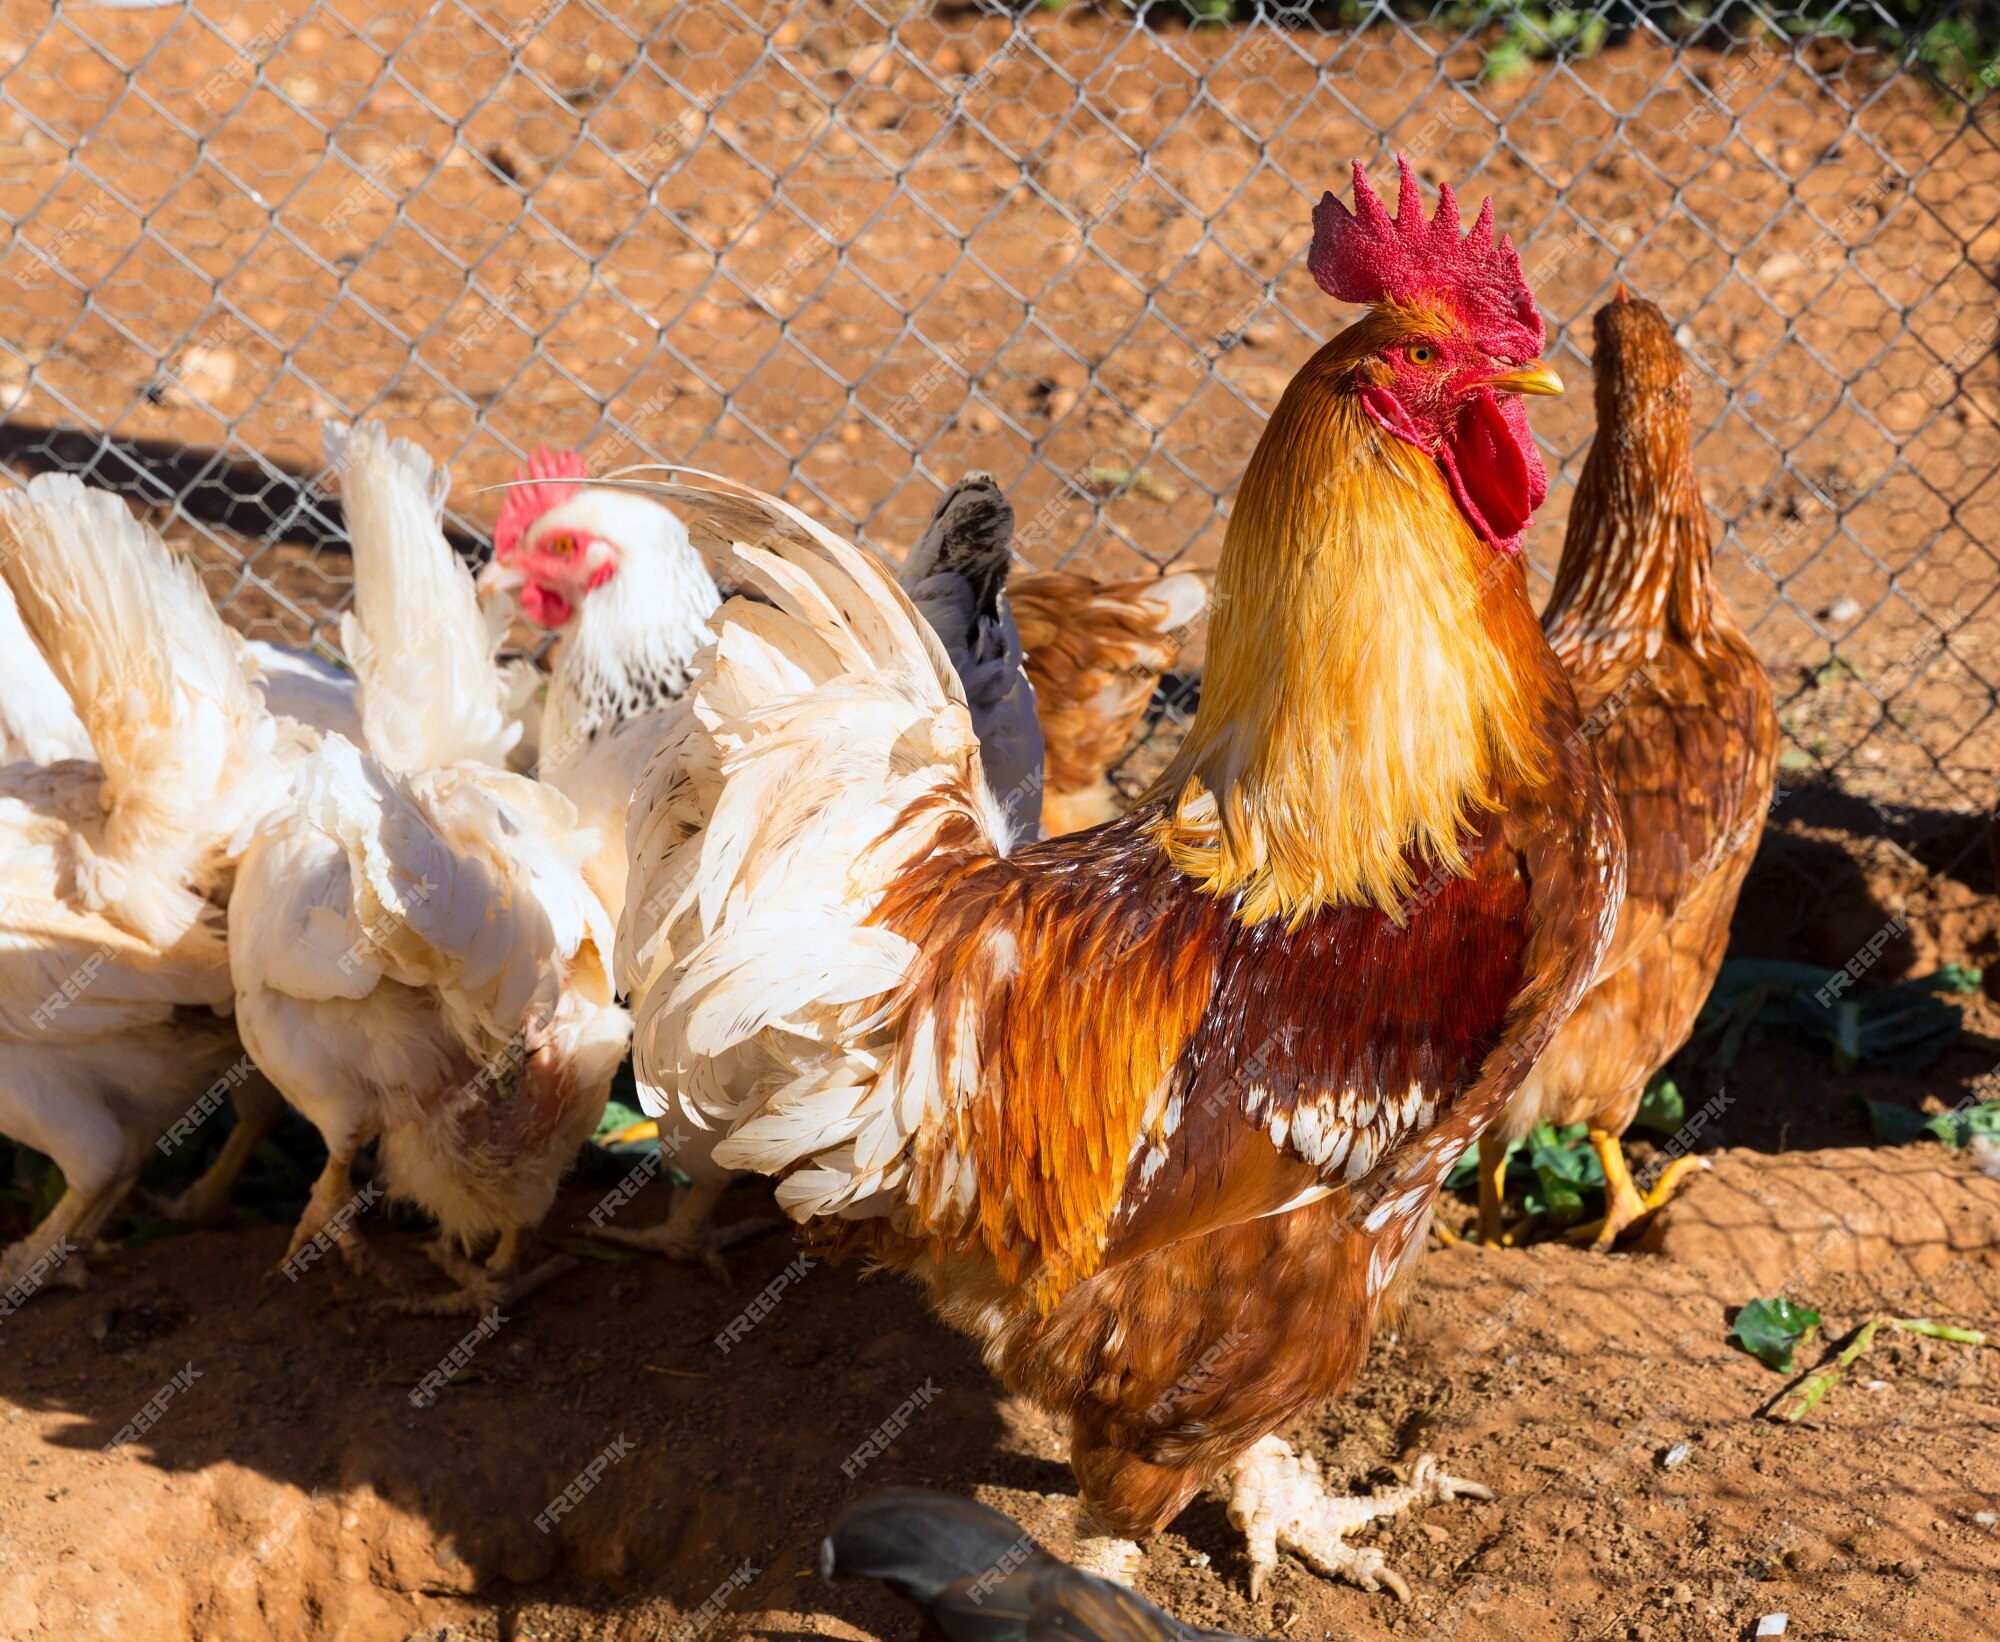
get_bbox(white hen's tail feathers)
[0,475,284,945]
[618,486,1010,1220]
[326,420,518,772]
[0,572,93,764]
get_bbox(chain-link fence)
[2,0,1996,831]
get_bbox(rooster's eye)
[1407,345,1435,366]
[549,535,575,556]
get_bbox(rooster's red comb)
[493,444,589,561]
[1308,154,1544,362]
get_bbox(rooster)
[1472,290,1779,1248]
[227,424,630,1312]
[618,158,1622,1597]
[0,477,296,1295]
[1010,570,1208,836]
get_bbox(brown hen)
[1009,569,1208,835]
[1474,290,1780,1248]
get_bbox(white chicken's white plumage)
[239,640,365,743]
[0,476,290,947]
[0,477,294,1295]
[0,574,92,765]
[0,491,364,767]
[228,421,630,1310]
[325,419,523,773]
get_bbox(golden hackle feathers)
[1150,309,1555,924]
[0,474,285,947]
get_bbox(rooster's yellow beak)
[1479,360,1564,397]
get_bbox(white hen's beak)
[477,554,526,596]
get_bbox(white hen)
[229,422,630,1313]
[0,477,295,1298]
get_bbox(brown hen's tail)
[1009,570,1208,835]
[821,1490,1251,1642]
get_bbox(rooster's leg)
[1475,1133,1509,1247]
[152,1075,284,1226]
[1563,1130,1708,1249]
[587,1175,776,1278]
[1223,1436,1492,1602]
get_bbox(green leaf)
[1519,1122,1603,1224]
[1854,1095,1938,1145]
[1731,1297,1823,1373]
[1859,1095,2000,1148]
[1635,1077,1685,1135]
[1929,963,1984,995]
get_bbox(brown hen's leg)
[1475,1132,1509,1247]
[1564,1129,1708,1249]
[1224,1436,1492,1601]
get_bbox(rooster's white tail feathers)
[0,475,284,944]
[617,482,1009,1217]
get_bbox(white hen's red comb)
[1308,154,1544,362]
[493,444,589,561]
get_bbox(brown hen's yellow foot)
[1563,1130,1708,1249]
[1475,1132,1510,1248]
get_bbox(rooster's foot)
[1563,1132,1708,1249]
[588,1181,777,1279]
[1224,1437,1492,1602]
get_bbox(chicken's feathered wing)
[0,574,91,765]
[1563,649,1773,979]
[288,734,617,1060]
[623,511,1592,1310]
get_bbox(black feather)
[899,474,1015,621]
[821,1490,1255,1642]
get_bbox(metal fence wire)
[2,0,1997,831]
